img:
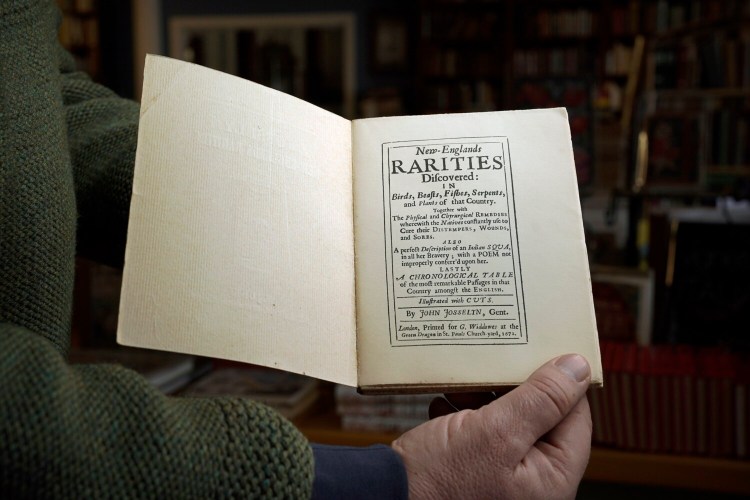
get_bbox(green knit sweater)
[0,1,314,496]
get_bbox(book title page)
[353,109,602,390]
[381,136,527,347]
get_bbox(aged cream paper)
[353,109,603,389]
[118,55,357,386]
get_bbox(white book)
[118,55,602,393]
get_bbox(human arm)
[0,323,313,497]
[0,1,313,496]
[57,23,138,268]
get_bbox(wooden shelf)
[296,409,750,495]
[586,448,750,495]
[649,88,750,99]
[649,17,750,43]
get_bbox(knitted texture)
[0,1,314,496]
[0,0,76,352]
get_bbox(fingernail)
[555,354,590,382]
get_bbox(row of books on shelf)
[633,85,750,188]
[643,0,741,35]
[420,81,497,113]
[70,349,322,420]
[182,367,320,419]
[610,2,642,37]
[58,13,98,50]
[512,48,593,78]
[647,32,750,89]
[571,0,727,39]
[420,48,502,79]
[527,9,595,39]
[56,0,99,79]
[590,341,750,458]
[604,43,635,77]
[68,348,209,395]
[335,385,431,433]
[706,108,750,167]
[56,0,96,14]
[420,10,500,42]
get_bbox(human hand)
[391,354,592,500]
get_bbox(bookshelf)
[314,3,750,495]
[56,0,100,80]
[76,1,748,494]
[415,0,507,114]
[167,14,357,118]
[633,1,750,196]
[413,1,642,190]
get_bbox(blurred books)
[591,341,750,458]
[334,385,433,433]
[68,348,207,394]
[182,367,319,419]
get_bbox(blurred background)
[58,0,750,497]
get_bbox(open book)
[117,55,603,393]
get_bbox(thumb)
[477,354,591,463]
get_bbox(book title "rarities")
[390,144,505,183]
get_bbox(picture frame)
[167,13,356,118]
[645,114,702,191]
[371,14,409,73]
[590,266,654,345]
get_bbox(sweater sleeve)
[56,25,139,268]
[312,444,409,499]
[0,323,314,498]
[0,1,314,496]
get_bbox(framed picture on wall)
[167,13,356,118]
[371,15,408,73]
[591,266,654,346]
[645,114,702,191]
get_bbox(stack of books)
[335,385,434,433]
[68,348,207,395]
[182,367,319,419]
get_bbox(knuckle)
[526,374,574,418]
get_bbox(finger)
[534,397,592,484]
[445,391,497,410]
[428,397,456,419]
[540,395,591,451]
[477,354,591,463]
[492,387,513,400]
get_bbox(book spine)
[336,403,429,419]
[341,414,426,433]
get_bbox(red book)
[698,348,737,457]
[736,352,750,459]
[652,344,681,453]
[621,343,639,450]
[608,342,627,449]
[674,346,697,455]
[595,341,619,447]
[634,345,652,451]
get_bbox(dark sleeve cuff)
[311,444,409,500]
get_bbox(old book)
[117,55,602,393]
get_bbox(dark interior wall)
[160,0,416,99]
[98,0,134,98]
